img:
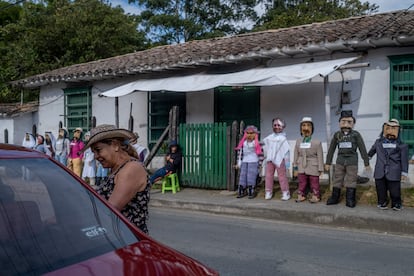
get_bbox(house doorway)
[214,86,260,129]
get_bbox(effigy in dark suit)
[368,119,409,211]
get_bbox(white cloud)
[109,0,141,15]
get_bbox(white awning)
[101,57,358,97]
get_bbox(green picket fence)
[179,123,227,189]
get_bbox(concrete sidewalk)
[150,187,414,236]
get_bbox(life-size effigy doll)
[368,119,409,211]
[68,127,84,177]
[234,125,263,199]
[44,131,56,158]
[55,127,71,166]
[293,117,324,203]
[22,132,36,149]
[263,117,291,201]
[325,110,371,208]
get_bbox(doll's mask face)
[339,117,354,133]
[245,130,256,141]
[383,124,399,140]
[25,133,30,141]
[73,130,81,139]
[272,120,285,133]
[301,122,312,137]
[59,129,65,138]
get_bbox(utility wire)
[0,0,27,11]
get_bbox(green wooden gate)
[179,123,227,189]
[389,55,414,157]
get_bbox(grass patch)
[256,181,414,207]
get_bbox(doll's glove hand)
[324,164,331,172]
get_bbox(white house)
[0,102,38,145]
[10,10,414,181]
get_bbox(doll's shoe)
[309,195,320,203]
[281,191,290,201]
[295,195,306,203]
[392,203,402,211]
[377,202,388,210]
[265,191,273,200]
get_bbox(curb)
[150,194,414,236]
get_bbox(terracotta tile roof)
[0,101,39,118]
[13,10,414,88]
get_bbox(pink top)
[69,139,84,159]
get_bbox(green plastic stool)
[161,173,180,194]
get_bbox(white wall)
[0,112,36,145]
[260,48,414,181]
[13,113,36,145]
[38,84,66,138]
[92,80,149,146]
[0,118,13,144]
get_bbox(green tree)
[129,0,261,45]
[255,0,378,30]
[0,0,148,103]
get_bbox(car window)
[0,158,140,275]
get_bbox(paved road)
[149,207,414,276]
[150,188,414,235]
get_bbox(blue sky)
[370,0,414,12]
[109,0,141,15]
[110,0,413,15]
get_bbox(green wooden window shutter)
[148,91,186,152]
[64,87,92,138]
[389,55,414,157]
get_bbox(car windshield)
[0,158,139,275]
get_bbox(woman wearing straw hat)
[82,124,150,233]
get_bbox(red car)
[0,144,218,276]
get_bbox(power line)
[0,0,27,11]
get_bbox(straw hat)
[300,117,313,123]
[385,118,400,127]
[73,127,83,133]
[82,124,135,151]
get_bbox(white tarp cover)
[102,57,358,97]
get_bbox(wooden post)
[169,106,179,142]
[324,76,333,189]
[228,120,239,191]
[144,126,169,167]
[115,97,119,128]
[144,106,179,168]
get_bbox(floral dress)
[96,159,150,234]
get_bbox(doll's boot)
[237,185,247,198]
[248,186,256,199]
[326,187,341,205]
[345,188,357,208]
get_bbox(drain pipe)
[115,97,119,127]
[324,76,332,187]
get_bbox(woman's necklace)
[110,158,131,177]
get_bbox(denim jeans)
[149,167,169,184]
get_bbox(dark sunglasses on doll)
[273,124,283,127]
[246,132,255,134]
